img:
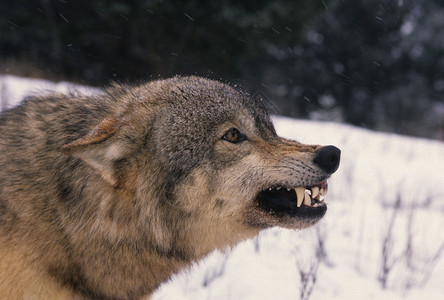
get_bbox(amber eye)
[222,128,247,144]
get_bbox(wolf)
[0,76,340,300]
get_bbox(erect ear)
[61,118,124,186]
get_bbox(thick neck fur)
[49,159,257,299]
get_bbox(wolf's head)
[62,76,340,255]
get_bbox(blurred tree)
[267,0,444,139]
[0,0,325,85]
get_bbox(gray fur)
[0,76,339,299]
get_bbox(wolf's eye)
[222,128,247,144]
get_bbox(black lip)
[255,188,327,219]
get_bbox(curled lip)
[255,180,329,219]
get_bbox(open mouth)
[255,181,329,219]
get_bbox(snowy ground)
[1,75,443,300]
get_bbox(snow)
[1,74,443,300]
[0,75,101,111]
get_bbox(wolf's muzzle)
[313,145,341,174]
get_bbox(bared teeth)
[281,184,329,208]
[311,186,319,199]
[304,192,311,206]
[295,186,325,207]
[295,187,305,207]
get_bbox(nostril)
[313,145,341,174]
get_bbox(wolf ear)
[61,118,120,151]
[61,118,123,186]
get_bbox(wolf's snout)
[313,145,341,174]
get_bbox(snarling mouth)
[256,181,329,219]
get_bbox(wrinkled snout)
[313,145,341,174]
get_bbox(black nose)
[313,145,341,174]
